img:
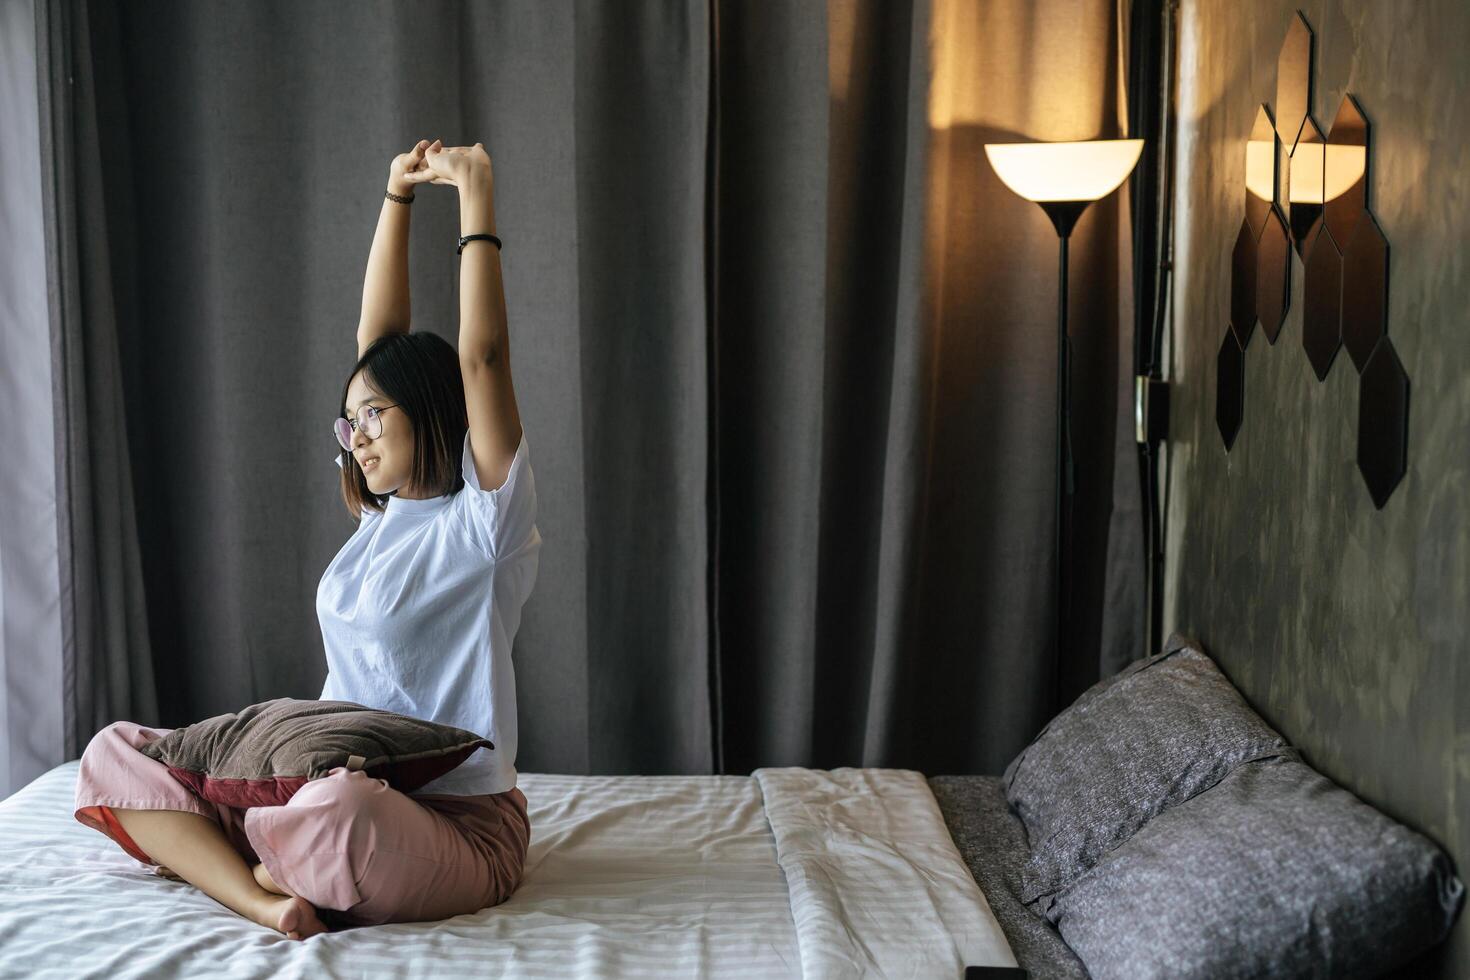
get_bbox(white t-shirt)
[318,429,541,796]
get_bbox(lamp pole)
[1039,200,1088,709]
[982,139,1143,709]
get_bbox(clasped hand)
[389,139,492,193]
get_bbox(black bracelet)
[385,188,414,204]
[458,233,502,255]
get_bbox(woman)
[72,139,541,939]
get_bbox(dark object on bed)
[937,630,1465,979]
[137,697,492,807]
[930,775,1089,980]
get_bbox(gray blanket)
[930,774,1089,979]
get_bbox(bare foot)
[259,895,329,940]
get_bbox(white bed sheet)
[0,762,1014,978]
[756,767,1017,977]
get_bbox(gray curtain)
[35,0,158,764]
[34,0,1141,782]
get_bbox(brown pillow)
[137,698,492,807]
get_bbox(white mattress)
[0,762,1015,978]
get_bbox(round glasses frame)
[335,403,400,452]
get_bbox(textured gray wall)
[1164,2,1469,975]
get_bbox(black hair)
[337,331,467,520]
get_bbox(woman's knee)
[79,721,136,768]
[86,720,128,750]
[85,720,165,756]
[291,769,396,831]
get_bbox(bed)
[9,637,1455,978]
[0,763,1034,979]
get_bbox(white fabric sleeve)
[455,429,537,560]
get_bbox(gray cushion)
[1050,754,1466,979]
[138,697,492,807]
[1003,631,1289,911]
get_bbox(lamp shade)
[983,139,1145,202]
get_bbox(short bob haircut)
[337,331,467,520]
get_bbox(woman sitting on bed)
[72,138,543,939]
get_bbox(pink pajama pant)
[73,720,530,929]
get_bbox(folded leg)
[73,720,257,869]
[244,768,529,927]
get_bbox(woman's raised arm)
[356,141,430,358]
[455,151,521,490]
[397,141,521,488]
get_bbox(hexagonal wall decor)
[1275,13,1313,152]
[1255,207,1291,344]
[1342,213,1389,373]
[1286,116,1325,256]
[1302,225,1343,381]
[1325,95,1370,248]
[1217,327,1245,451]
[1230,219,1257,348]
[1219,12,1410,507]
[1357,337,1409,509]
[1245,105,1278,241]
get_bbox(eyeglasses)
[334,403,400,451]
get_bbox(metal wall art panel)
[1217,326,1245,451]
[1255,206,1291,344]
[1245,105,1278,241]
[1302,225,1344,381]
[1217,12,1407,509]
[1230,218,1257,348]
[1286,116,1325,255]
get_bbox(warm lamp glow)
[1246,137,1276,202]
[1287,140,1323,204]
[983,139,1145,202]
[1285,143,1365,205]
[1323,144,1366,202]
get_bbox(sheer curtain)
[1,0,67,798]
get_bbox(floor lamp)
[982,138,1144,699]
